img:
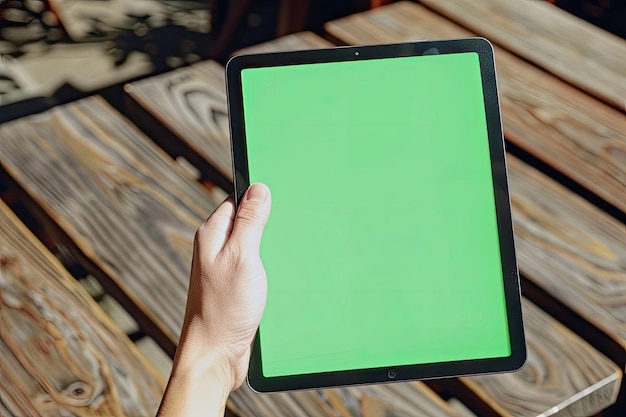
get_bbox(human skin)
[156,183,271,417]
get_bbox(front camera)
[387,369,396,379]
[354,51,360,56]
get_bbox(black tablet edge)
[475,36,527,378]
[226,37,527,393]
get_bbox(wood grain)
[462,299,621,417]
[325,1,626,213]
[0,56,44,106]
[229,381,464,417]
[419,0,626,110]
[125,60,232,180]
[125,32,334,183]
[0,96,221,352]
[234,31,333,55]
[447,399,477,417]
[507,156,626,354]
[0,200,164,417]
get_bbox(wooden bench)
[124,32,333,192]
[0,200,164,416]
[0,95,476,417]
[325,1,626,216]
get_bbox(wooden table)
[1,2,625,416]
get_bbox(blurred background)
[1,0,623,119]
[1,0,372,117]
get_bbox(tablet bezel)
[226,38,525,393]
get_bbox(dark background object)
[553,0,626,38]
[209,0,372,61]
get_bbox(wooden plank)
[49,0,209,42]
[234,31,333,55]
[419,0,626,110]
[492,53,626,215]
[447,399,477,417]
[229,380,465,417]
[0,56,44,106]
[462,299,621,417]
[0,96,222,355]
[325,1,626,213]
[124,32,334,187]
[506,156,626,359]
[0,200,164,416]
[9,43,152,97]
[124,60,233,181]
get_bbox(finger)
[227,183,271,257]
[196,194,236,258]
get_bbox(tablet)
[226,38,525,393]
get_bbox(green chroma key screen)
[241,52,511,378]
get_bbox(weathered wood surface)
[234,31,333,55]
[419,0,626,110]
[0,96,222,354]
[0,56,44,106]
[49,0,209,41]
[231,381,465,417]
[447,399,477,417]
[507,156,626,358]
[125,32,334,185]
[125,60,232,181]
[325,1,626,213]
[462,299,621,417]
[494,54,626,214]
[0,200,164,416]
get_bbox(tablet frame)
[226,38,525,393]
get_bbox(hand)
[180,182,271,387]
[157,183,271,417]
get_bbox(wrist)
[174,316,236,390]
[157,351,232,417]
[173,344,234,392]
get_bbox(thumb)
[228,183,271,256]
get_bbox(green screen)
[241,52,510,378]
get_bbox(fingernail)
[245,183,268,202]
